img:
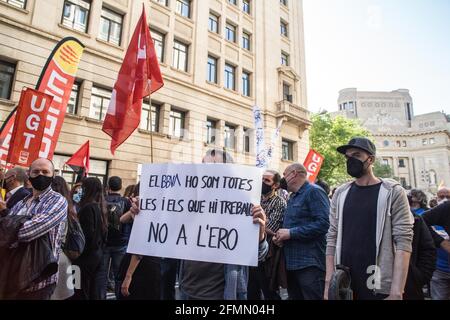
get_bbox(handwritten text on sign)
[127,164,263,266]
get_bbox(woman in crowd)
[50,176,76,300]
[72,177,108,300]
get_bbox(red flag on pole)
[7,88,53,167]
[102,6,164,155]
[66,140,90,177]
[303,149,325,183]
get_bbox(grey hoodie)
[326,178,414,295]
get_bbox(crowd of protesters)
[1,141,450,301]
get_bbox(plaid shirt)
[282,181,330,271]
[261,192,286,233]
[9,187,67,292]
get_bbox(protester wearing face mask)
[0,167,30,217]
[247,170,287,300]
[6,158,68,299]
[325,137,414,300]
[273,163,330,300]
[70,183,83,213]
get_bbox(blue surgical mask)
[73,189,82,203]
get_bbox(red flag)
[303,149,324,183]
[6,88,53,167]
[102,6,164,155]
[66,140,90,176]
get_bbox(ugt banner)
[6,89,53,166]
[127,164,263,266]
[303,149,324,183]
[0,37,84,167]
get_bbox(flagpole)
[149,95,154,164]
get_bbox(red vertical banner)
[303,149,325,183]
[6,88,53,167]
[0,37,84,167]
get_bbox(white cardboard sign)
[127,164,263,266]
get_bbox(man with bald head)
[0,167,31,216]
[7,158,67,300]
[272,162,330,300]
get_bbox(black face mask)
[261,182,273,195]
[29,175,53,191]
[279,178,288,191]
[346,157,369,178]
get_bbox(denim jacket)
[283,181,330,271]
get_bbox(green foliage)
[310,113,371,186]
[373,160,394,179]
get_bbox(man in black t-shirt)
[325,137,414,300]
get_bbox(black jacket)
[403,214,436,300]
[0,215,58,298]
[0,187,31,217]
[423,201,450,248]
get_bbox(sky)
[302,0,450,115]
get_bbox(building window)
[169,109,185,138]
[398,159,405,168]
[396,141,401,147]
[0,60,15,100]
[176,0,191,18]
[207,55,218,84]
[280,20,288,37]
[225,22,236,43]
[153,0,168,6]
[243,0,250,14]
[208,12,219,33]
[140,102,160,132]
[67,82,80,115]
[173,40,188,72]
[150,29,165,62]
[402,141,407,147]
[382,159,389,166]
[242,71,251,97]
[282,139,293,161]
[54,154,108,189]
[281,52,289,66]
[206,119,217,144]
[283,82,292,102]
[243,127,251,153]
[242,31,251,51]
[224,63,235,90]
[224,124,236,149]
[98,7,123,46]
[429,138,435,145]
[383,140,389,147]
[400,177,407,188]
[2,0,26,9]
[228,0,237,5]
[62,0,90,33]
[89,86,111,121]
[406,102,412,121]
[280,0,288,6]
[422,138,428,146]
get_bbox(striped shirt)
[9,187,68,292]
[261,192,287,233]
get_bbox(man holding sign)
[126,149,268,300]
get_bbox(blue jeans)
[95,245,127,299]
[287,267,324,300]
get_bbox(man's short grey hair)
[289,163,307,175]
[7,167,28,184]
[203,149,234,164]
[30,158,55,172]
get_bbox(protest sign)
[127,164,263,266]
